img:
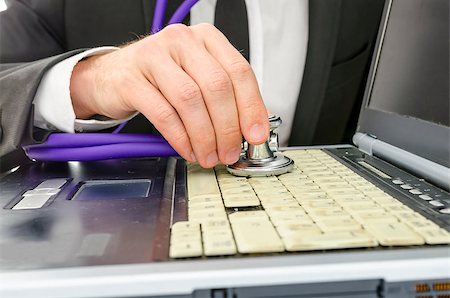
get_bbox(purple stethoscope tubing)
[23,0,199,162]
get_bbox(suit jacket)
[0,0,385,163]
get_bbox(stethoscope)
[23,0,199,162]
[23,0,295,177]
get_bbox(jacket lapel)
[289,0,342,145]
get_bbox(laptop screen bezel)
[356,0,450,168]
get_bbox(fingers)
[168,27,242,165]
[124,76,196,163]
[191,23,270,145]
[129,23,268,167]
[140,49,220,168]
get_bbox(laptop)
[1,0,449,297]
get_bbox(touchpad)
[72,179,151,201]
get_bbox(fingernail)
[225,148,241,165]
[249,123,267,143]
[206,151,218,167]
[190,152,197,162]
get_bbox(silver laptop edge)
[354,133,450,191]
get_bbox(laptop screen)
[357,0,449,167]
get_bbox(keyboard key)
[187,167,221,199]
[283,231,377,251]
[417,229,450,245]
[275,222,321,238]
[429,200,444,207]
[228,211,268,222]
[171,221,200,233]
[203,238,237,256]
[170,241,203,258]
[352,211,399,224]
[170,221,203,258]
[403,219,442,232]
[439,208,450,214]
[363,222,424,246]
[201,219,231,231]
[315,218,362,232]
[409,189,422,195]
[231,219,284,253]
[418,194,433,201]
[400,184,413,190]
[269,212,313,226]
[223,196,260,208]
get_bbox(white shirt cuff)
[33,46,129,133]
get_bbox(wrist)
[70,56,101,119]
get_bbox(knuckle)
[194,23,217,33]
[171,130,190,145]
[154,106,178,126]
[176,81,202,107]
[164,23,190,39]
[229,59,252,79]
[220,124,241,138]
[206,70,232,93]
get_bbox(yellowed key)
[315,218,362,232]
[269,212,314,226]
[326,189,362,196]
[203,238,237,256]
[171,230,202,241]
[221,187,254,195]
[343,203,383,214]
[351,211,399,224]
[275,222,321,238]
[189,211,227,224]
[403,219,442,232]
[188,167,221,199]
[395,212,428,222]
[363,222,425,246]
[302,200,339,210]
[189,209,226,218]
[307,208,351,219]
[283,231,377,251]
[188,196,222,204]
[228,211,268,222]
[328,193,367,200]
[371,196,403,206]
[257,192,294,201]
[169,241,203,258]
[171,221,200,233]
[202,228,233,239]
[417,229,450,245]
[201,219,231,231]
[189,202,224,212]
[231,219,284,253]
[223,195,260,208]
[384,205,416,214]
[333,196,372,205]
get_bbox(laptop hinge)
[352,133,378,155]
[353,132,450,191]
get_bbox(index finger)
[191,24,269,145]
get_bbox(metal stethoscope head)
[227,115,294,177]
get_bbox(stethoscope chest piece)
[227,115,294,177]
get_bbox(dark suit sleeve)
[0,0,83,158]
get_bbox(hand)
[70,23,269,168]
